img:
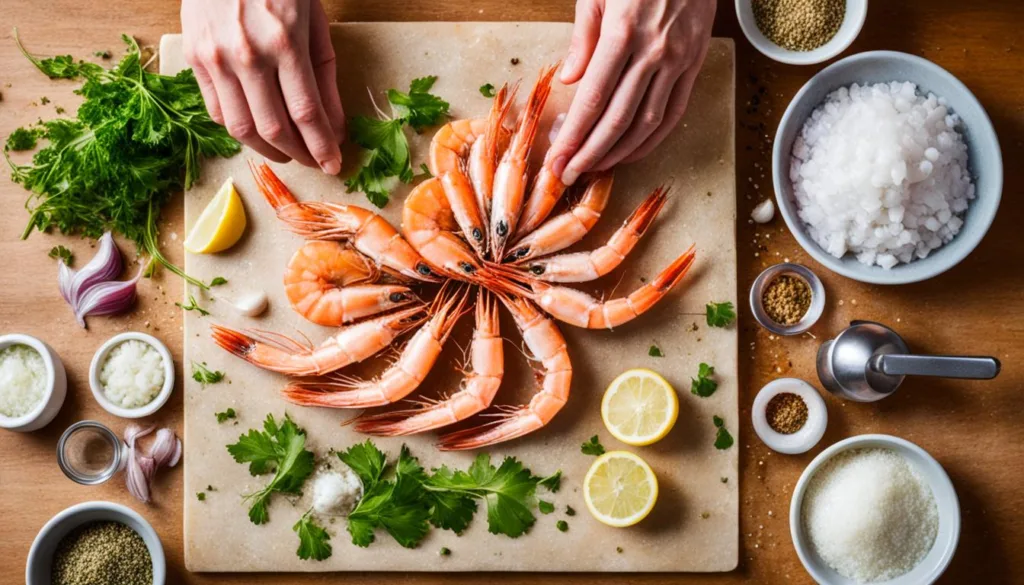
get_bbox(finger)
[210,70,291,163]
[278,50,343,175]
[237,68,318,167]
[563,61,655,178]
[191,64,224,125]
[592,68,679,170]
[309,0,346,144]
[621,65,700,165]
[560,0,602,85]
[547,35,632,185]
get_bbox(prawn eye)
[496,221,508,237]
[389,292,408,302]
[416,263,433,276]
[515,247,530,258]
[472,228,483,241]
[530,264,545,275]
[459,261,476,274]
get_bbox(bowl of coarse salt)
[0,333,67,432]
[89,332,175,419]
[790,435,960,585]
[773,51,1002,285]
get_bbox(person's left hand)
[546,0,717,186]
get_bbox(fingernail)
[561,164,580,187]
[560,53,575,82]
[549,155,568,178]
[320,158,341,175]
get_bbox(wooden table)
[1,1,1021,583]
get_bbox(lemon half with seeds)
[184,177,246,254]
[601,368,678,446]
[583,451,659,527]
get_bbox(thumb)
[561,0,601,84]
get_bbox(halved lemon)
[583,451,659,527]
[184,177,246,254]
[601,368,678,446]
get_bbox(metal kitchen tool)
[817,320,1001,402]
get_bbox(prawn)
[249,161,440,282]
[514,163,567,239]
[353,289,503,436]
[429,118,489,177]
[402,177,490,282]
[437,291,571,451]
[210,305,427,376]
[284,241,420,326]
[281,285,471,408]
[441,165,488,259]
[468,82,517,222]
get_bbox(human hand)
[547,0,716,185]
[181,0,345,174]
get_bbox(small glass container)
[752,378,827,454]
[57,420,126,485]
[749,262,825,335]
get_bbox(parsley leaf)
[337,440,388,488]
[479,83,496,98]
[209,276,228,287]
[48,245,73,265]
[176,295,210,316]
[191,361,224,386]
[387,76,450,131]
[196,491,206,501]
[226,414,315,524]
[648,344,664,357]
[345,445,432,548]
[713,415,734,450]
[706,301,736,328]
[439,546,451,556]
[215,408,236,423]
[538,500,555,514]
[556,520,569,532]
[538,470,562,493]
[5,127,40,151]
[691,362,718,397]
[581,435,605,456]
[294,509,332,561]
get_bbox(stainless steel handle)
[870,354,1001,379]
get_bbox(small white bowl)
[89,332,175,419]
[736,0,868,65]
[26,500,166,585]
[790,434,960,585]
[752,378,827,454]
[0,334,67,432]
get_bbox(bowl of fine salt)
[773,51,1002,285]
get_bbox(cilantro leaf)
[48,245,73,265]
[479,83,496,98]
[191,361,224,386]
[648,344,664,357]
[337,440,388,489]
[226,414,315,524]
[209,276,228,286]
[346,446,431,548]
[196,491,206,501]
[5,127,40,151]
[556,520,569,532]
[215,408,236,423]
[294,510,332,561]
[691,362,718,397]
[706,301,736,328]
[537,470,562,493]
[387,76,450,131]
[713,416,734,450]
[538,500,555,514]
[581,435,605,456]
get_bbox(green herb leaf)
[337,440,388,489]
[5,127,40,151]
[538,500,555,514]
[439,546,451,556]
[48,245,73,265]
[226,414,315,524]
[556,520,569,532]
[215,408,236,423]
[479,83,496,98]
[294,510,332,561]
[418,163,433,178]
[581,435,605,456]
[648,344,664,357]
[191,361,224,386]
[537,470,562,493]
[565,505,576,517]
[387,76,450,131]
[346,446,432,548]
[93,50,112,59]
[209,276,228,287]
[691,362,718,397]
[713,416,733,450]
[196,491,206,501]
[176,295,210,316]
[705,301,736,328]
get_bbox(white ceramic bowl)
[25,500,166,585]
[790,434,960,585]
[89,332,175,419]
[736,0,867,65]
[0,334,67,432]
[773,51,1003,285]
[752,378,827,454]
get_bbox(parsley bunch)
[5,33,241,289]
[344,77,449,208]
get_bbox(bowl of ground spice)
[26,501,164,585]
[736,0,867,65]
[750,263,825,335]
[753,377,828,454]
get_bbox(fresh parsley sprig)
[191,361,224,386]
[691,362,718,397]
[293,509,332,561]
[705,301,737,328]
[713,415,734,450]
[581,435,606,456]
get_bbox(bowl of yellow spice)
[751,263,825,336]
[736,0,868,65]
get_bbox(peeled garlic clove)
[234,290,268,317]
[752,199,775,224]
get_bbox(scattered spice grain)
[51,521,152,585]
[762,275,812,325]
[752,0,845,52]
[765,392,808,434]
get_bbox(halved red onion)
[124,423,182,504]
[56,232,140,328]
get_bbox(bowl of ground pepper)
[750,263,825,335]
[753,378,828,454]
[26,501,164,585]
[736,0,868,65]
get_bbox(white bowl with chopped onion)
[0,334,67,432]
[89,332,175,419]
[790,435,960,585]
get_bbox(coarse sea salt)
[790,82,975,269]
[0,344,47,417]
[100,339,166,409]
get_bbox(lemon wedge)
[601,368,678,446]
[584,451,659,527]
[184,177,246,254]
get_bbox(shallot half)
[124,423,182,504]
[57,232,143,327]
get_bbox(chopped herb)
[48,245,73,265]
[701,512,710,519]
[713,416,734,450]
[580,435,605,456]
[93,50,112,59]
[439,546,451,556]
[538,500,555,514]
[294,509,332,561]
[705,301,737,328]
[209,276,228,287]
[196,491,206,501]
[215,408,236,423]
[556,520,568,532]
[479,83,496,97]
[5,127,39,151]
[176,295,210,316]
[616,546,624,553]
[691,362,718,397]
[721,477,729,484]
[55,106,66,114]
[538,470,562,493]
[207,485,215,491]
[510,57,520,65]
[565,505,576,517]
[418,163,433,178]
[40,96,50,105]
[648,344,664,357]
[191,361,224,386]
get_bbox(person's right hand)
[181,0,345,174]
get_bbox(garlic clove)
[752,199,775,224]
[234,290,268,317]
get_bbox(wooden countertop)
[1,1,1021,583]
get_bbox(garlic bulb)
[751,199,775,223]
